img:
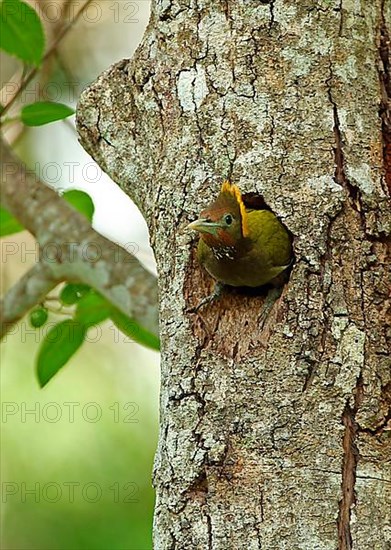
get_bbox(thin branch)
[0,139,159,340]
[0,263,58,339]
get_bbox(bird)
[187,181,293,316]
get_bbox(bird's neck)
[201,233,250,260]
[201,232,235,249]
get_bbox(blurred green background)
[1,1,160,548]
[1,234,160,549]
[1,233,160,549]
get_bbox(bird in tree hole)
[187,181,293,323]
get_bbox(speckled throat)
[211,245,237,261]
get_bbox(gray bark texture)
[77,1,391,548]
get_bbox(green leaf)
[59,283,91,305]
[75,292,112,327]
[21,101,74,126]
[110,309,160,351]
[0,205,24,236]
[36,320,86,387]
[0,0,45,65]
[63,190,94,222]
[29,307,48,328]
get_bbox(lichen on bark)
[77,1,391,548]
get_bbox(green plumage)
[197,209,292,287]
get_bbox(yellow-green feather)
[197,209,292,287]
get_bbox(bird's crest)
[220,181,249,237]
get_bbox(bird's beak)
[187,218,221,235]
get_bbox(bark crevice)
[327,78,362,213]
[379,0,391,194]
[337,375,364,550]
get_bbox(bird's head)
[187,181,249,248]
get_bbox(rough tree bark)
[77,1,390,548]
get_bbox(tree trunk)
[77,1,391,548]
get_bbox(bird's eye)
[224,214,233,225]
